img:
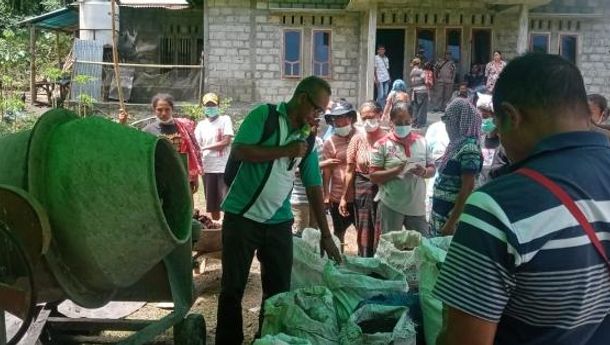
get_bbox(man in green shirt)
[216,76,342,344]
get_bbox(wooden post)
[30,25,37,105]
[517,4,529,55]
[56,31,61,66]
[111,0,125,109]
[365,4,377,102]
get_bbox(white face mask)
[334,124,352,137]
[363,119,380,133]
[159,118,175,125]
[394,125,412,138]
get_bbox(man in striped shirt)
[434,54,610,345]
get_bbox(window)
[416,29,435,62]
[283,30,302,78]
[312,30,331,78]
[471,29,492,65]
[529,33,550,53]
[559,34,578,64]
[446,28,461,62]
[160,37,196,65]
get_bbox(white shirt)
[194,115,234,173]
[375,55,390,82]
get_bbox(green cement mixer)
[0,109,204,345]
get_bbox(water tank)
[79,0,118,46]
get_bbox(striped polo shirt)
[433,131,610,345]
[222,102,322,224]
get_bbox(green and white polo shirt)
[221,102,322,224]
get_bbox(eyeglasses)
[304,93,326,117]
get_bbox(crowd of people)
[120,51,610,345]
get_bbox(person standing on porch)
[485,50,507,93]
[374,44,391,108]
[410,58,429,129]
[215,76,341,345]
[194,92,234,221]
[434,52,457,111]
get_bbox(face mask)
[363,119,379,133]
[334,124,352,137]
[481,118,496,134]
[205,106,220,118]
[394,125,412,138]
[159,118,174,125]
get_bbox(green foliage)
[182,103,203,121]
[0,0,72,91]
[0,112,37,137]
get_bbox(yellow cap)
[202,93,219,106]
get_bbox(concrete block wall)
[206,0,361,106]
[530,0,610,98]
[205,0,256,103]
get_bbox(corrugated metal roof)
[118,0,190,8]
[19,7,79,31]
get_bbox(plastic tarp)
[323,256,407,325]
[261,286,340,345]
[292,228,342,290]
[254,333,312,345]
[374,230,422,288]
[339,304,416,345]
[416,236,452,345]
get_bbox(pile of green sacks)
[276,228,453,345]
[265,228,422,344]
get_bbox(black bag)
[224,104,316,187]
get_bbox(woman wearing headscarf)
[430,98,482,236]
[382,79,410,123]
[339,101,387,256]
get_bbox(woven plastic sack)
[416,236,452,345]
[254,333,312,345]
[261,286,340,345]
[339,304,416,345]
[323,256,407,325]
[292,228,342,290]
[375,230,422,287]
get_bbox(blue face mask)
[394,125,412,138]
[481,118,496,134]
[205,106,220,118]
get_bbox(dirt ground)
[122,193,359,345]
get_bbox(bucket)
[0,109,192,307]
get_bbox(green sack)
[323,256,407,325]
[292,237,330,290]
[261,286,340,345]
[374,230,422,288]
[416,236,452,345]
[254,333,313,345]
[339,304,416,345]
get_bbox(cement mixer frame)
[0,185,206,345]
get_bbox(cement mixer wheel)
[174,313,206,345]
